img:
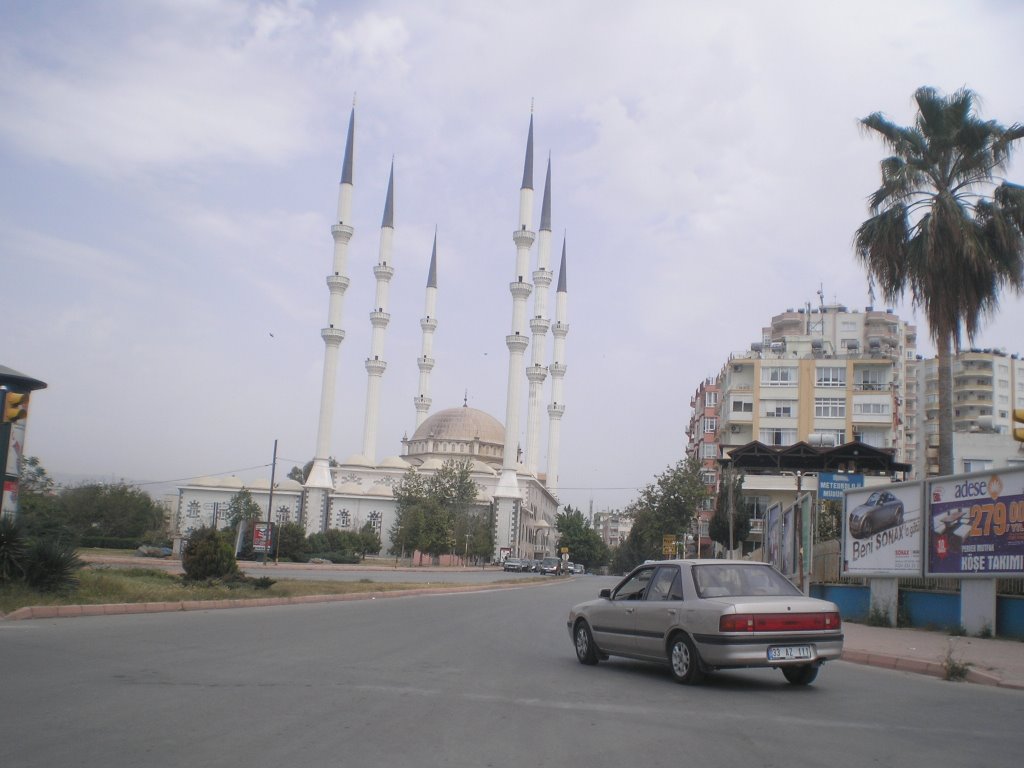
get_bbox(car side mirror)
[599,588,611,599]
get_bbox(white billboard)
[842,480,924,576]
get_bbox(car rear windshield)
[692,564,802,598]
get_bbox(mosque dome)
[403,405,505,468]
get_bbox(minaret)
[494,114,535,557]
[525,156,553,476]
[306,105,356,533]
[414,232,438,428]
[360,161,396,462]
[545,238,569,498]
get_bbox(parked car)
[848,490,905,539]
[573,563,585,575]
[503,558,525,572]
[567,559,843,685]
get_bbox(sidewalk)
[841,621,1024,690]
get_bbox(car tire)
[574,621,599,666]
[668,633,704,685]
[782,665,819,686]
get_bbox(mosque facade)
[174,109,568,561]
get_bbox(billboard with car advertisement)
[925,467,1024,578]
[842,481,923,576]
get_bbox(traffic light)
[1014,408,1024,443]
[2,391,28,423]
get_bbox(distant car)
[540,557,560,574]
[573,563,585,575]
[567,560,843,685]
[503,558,525,572]
[849,490,904,539]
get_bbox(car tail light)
[719,612,841,632]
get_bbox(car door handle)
[625,607,635,614]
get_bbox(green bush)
[310,550,361,564]
[23,538,84,593]
[0,516,28,584]
[181,526,239,582]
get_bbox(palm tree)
[854,86,1024,475]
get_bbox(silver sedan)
[567,559,843,685]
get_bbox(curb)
[0,579,543,622]
[841,648,1021,690]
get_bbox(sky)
[2,0,1023,515]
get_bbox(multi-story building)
[686,301,1024,554]
[717,303,916,458]
[913,348,1024,476]
[685,377,719,555]
[687,302,918,552]
[592,509,633,549]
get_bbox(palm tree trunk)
[937,334,955,476]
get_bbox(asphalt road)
[1,576,1020,768]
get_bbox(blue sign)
[818,472,864,500]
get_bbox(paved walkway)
[842,621,1024,689]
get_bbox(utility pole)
[262,439,277,566]
[727,465,735,560]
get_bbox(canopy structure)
[718,440,911,476]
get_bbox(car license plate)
[768,645,811,661]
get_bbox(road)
[1,575,1020,767]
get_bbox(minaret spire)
[545,236,569,498]
[525,154,553,476]
[414,230,439,429]
[360,160,396,462]
[307,105,356,532]
[494,113,536,558]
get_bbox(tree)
[388,460,482,562]
[287,457,339,483]
[225,488,262,530]
[855,86,1024,474]
[40,481,167,544]
[620,457,709,568]
[182,525,238,581]
[554,505,609,569]
[815,500,842,542]
[274,521,308,562]
[16,456,66,542]
[357,522,382,558]
[708,471,751,553]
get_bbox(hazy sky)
[3,0,1023,514]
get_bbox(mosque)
[174,109,569,562]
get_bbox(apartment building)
[592,509,633,549]
[685,301,1024,553]
[686,303,917,551]
[912,348,1024,476]
[685,377,720,556]
[717,304,916,457]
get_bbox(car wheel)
[574,621,599,666]
[782,665,819,686]
[668,633,704,685]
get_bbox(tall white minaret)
[525,156,553,476]
[494,114,535,557]
[545,238,569,498]
[306,105,356,533]
[414,232,439,429]
[360,161,396,462]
